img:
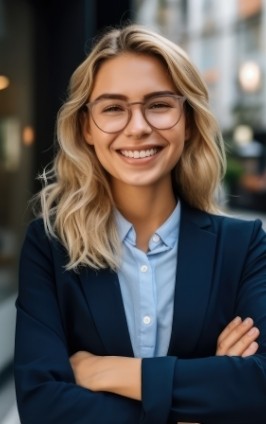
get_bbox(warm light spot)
[233,125,253,146]
[22,126,35,146]
[238,62,261,92]
[0,75,10,90]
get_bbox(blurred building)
[136,0,266,211]
[0,0,131,421]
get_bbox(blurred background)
[0,0,265,422]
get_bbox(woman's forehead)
[90,53,176,100]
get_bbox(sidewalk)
[0,377,19,424]
[2,405,20,424]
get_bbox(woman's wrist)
[102,356,142,400]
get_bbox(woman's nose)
[123,107,152,137]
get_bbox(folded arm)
[70,315,260,400]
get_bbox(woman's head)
[57,24,225,210]
[39,24,226,270]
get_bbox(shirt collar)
[156,201,180,248]
[114,201,180,249]
[114,209,133,242]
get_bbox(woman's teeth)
[120,148,159,158]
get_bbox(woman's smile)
[119,147,160,159]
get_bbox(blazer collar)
[167,202,217,356]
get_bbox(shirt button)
[143,316,151,325]
[140,265,148,273]
[152,234,160,243]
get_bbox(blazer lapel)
[168,203,217,357]
[79,267,134,357]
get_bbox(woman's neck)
[111,179,177,251]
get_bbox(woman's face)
[83,52,189,193]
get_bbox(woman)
[15,25,266,423]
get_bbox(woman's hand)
[70,351,141,400]
[216,316,259,356]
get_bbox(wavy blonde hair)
[36,24,226,270]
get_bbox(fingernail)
[233,316,241,324]
[248,327,259,336]
[243,317,253,326]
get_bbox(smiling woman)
[14,24,266,424]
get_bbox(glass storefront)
[0,0,34,301]
[0,0,34,376]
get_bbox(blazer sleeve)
[141,219,266,424]
[15,220,142,424]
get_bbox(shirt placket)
[136,250,157,358]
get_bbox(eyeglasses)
[86,94,186,133]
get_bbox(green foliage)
[224,157,244,187]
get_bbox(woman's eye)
[149,102,171,110]
[102,104,125,113]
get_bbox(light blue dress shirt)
[115,202,180,358]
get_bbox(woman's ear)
[83,116,94,145]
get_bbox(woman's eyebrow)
[144,90,176,100]
[93,93,127,101]
[92,90,176,102]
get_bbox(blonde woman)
[15,25,266,424]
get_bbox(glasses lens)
[91,99,128,133]
[144,96,183,129]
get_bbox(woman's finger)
[217,317,253,353]
[217,316,242,344]
[216,317,259,356]
[241,341,259,358]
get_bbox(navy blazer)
[15,203,266,424]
